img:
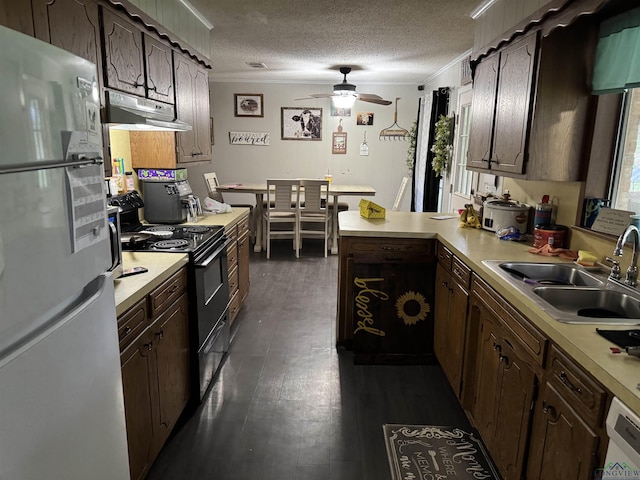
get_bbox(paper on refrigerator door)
[66,163,107,253]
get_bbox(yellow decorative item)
[359,199,386,219]
[395,291,430,325]
[459,203,482,228]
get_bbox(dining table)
[214,182,376,254]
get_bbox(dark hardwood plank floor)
[146,239,470,480]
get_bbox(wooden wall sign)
[228,131,270,146]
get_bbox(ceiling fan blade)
[359,93,384,100]
[294,93,333,101]
[359,96,392,106]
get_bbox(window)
[610,88,640,213]
[454,102,472,197]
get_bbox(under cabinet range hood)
[105,90,192,131]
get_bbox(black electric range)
[110,190,231,402]
[122,224,225,257]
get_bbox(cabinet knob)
[156,330,164,341]
[542,401,558,419]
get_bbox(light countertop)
[339,210,640,415]
[113,208,250,316]
[114,252,188,316]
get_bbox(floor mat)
[382,424,501,479]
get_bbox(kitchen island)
[338,210,640,479]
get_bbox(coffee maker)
[139,168,196,224]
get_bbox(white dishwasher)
[605,397,640,474]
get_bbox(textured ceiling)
[188,0,479,86]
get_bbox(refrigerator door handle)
[0,155,103,175]
[0,274,110,366]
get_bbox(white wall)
[186,82,420,212]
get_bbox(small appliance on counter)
[482,195,531,233]
[138,168,199,224]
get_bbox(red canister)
[533,225,566,248]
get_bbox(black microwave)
[107,206,123,278]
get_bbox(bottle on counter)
[125,172,135,192]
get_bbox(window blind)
[592,6,640,94]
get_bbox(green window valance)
[592,6,640,94]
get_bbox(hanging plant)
[406,121,418,177]
[431,114,454,177]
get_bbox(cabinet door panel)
[0,0,33,35]
[352,258,436,362]
[527,382,599,480]
[32,0,101,79]
[120,331,155,480]
[145,34,174,104]
[193,64,211,159]
[471,304,502,438]
[492,33,537,174]
[174,55,197,160]
[468,53,499,170]
[238,229,250,303]
[492,340,536,480]
[102,8,145,96]
[153,295,190,440]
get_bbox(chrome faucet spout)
[614,225,640,287]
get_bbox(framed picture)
[357,112,374,125]
[281,107,323,140]
[331,105,351,117]
[332,132,347,154]
[234,93,264,117]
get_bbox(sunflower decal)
[395,291,430,325]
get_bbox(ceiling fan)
[296,67,392,108]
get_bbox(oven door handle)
[194,238,232,268]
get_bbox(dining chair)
[263,179,301,259]
[204,172,256,240]
[299,179,330,257]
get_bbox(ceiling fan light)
[332,92,358,109]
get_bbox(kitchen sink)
[533,287,640,321]
[498,262,604,287]
[482,260,640,325]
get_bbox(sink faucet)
[614,224,640,287]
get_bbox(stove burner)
[183,226,211,234]
[152,239,190,250]
[145,225,176,232]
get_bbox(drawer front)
[238,214,250,234]
[437,243,453,271]
[148,268,187,318]
[348,238,436,256]
[117,297,148,351]
[548,344,606,428]
[226,224,238,243]
[451,257,471,289]
[228,289,241,325]
[471,274,547,367]
[227,240,238,271]
[228,264,239,298]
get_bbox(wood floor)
[146,240,470,480]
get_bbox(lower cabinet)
[337,237,436,364]
[526,344,607,480]
[226,212,250,327]
[431,252,610,480]
[434,244,470,398]
[118,268,190,480]
[467,283,537,480]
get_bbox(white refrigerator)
[0,26,130,479]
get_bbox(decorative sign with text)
[383,425,500,480]
[591,207,634,236]
[228,131,270,146]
